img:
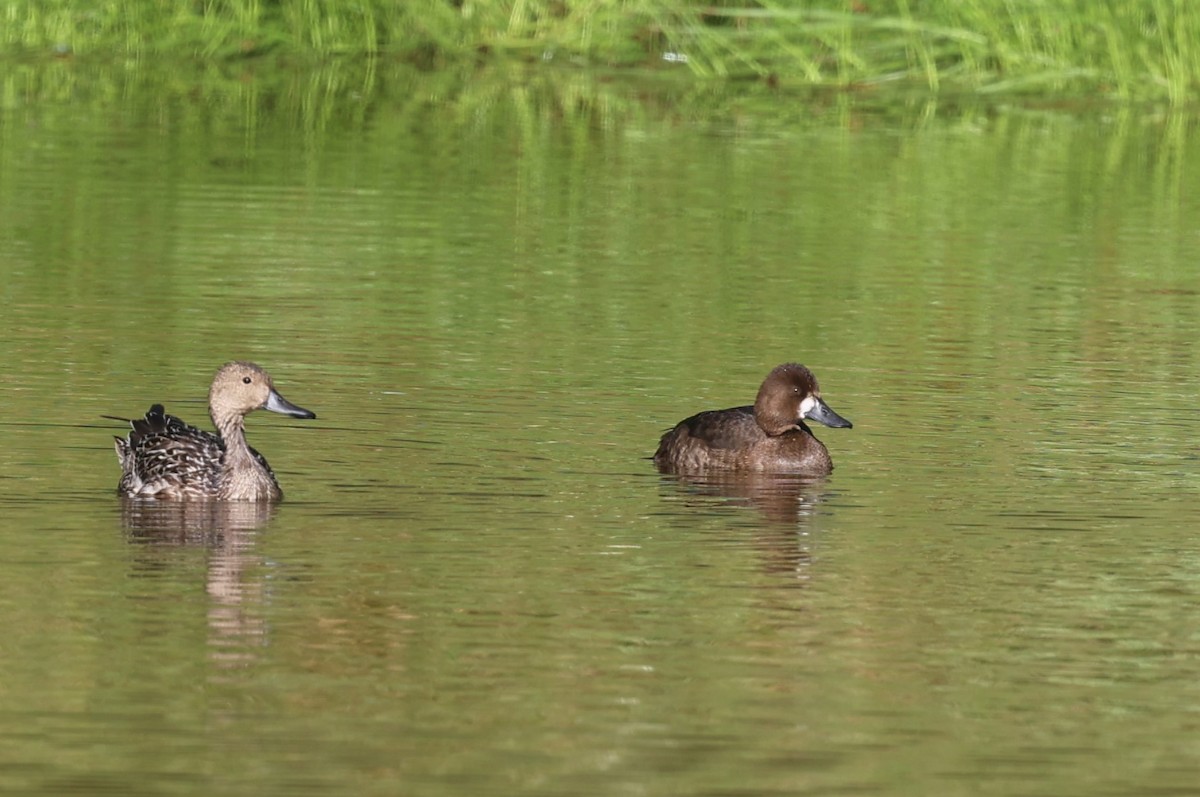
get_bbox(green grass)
[3,1,1199,103]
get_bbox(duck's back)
[654,405,833,475]
[117,405,225,499]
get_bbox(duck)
[112,361,316,500]
[653,363,851,475]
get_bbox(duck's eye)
[242,376,252,384]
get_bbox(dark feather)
[677,406,764,450]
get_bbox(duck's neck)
[212,410,281,501]
[213,412,257,467]
[754,403,801,437]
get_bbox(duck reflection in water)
[119,498,275,669]
[661,472,827,525]
[657,472,834,575]
[120,498,276,544]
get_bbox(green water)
[2,63,1200,796]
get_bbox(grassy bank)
[3,1,1197,103]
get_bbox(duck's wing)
[126,405,224,489]
[677,405,763,450]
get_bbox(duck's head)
[753,362,851,436]
[209,361,316,425]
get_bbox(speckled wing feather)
[122,405,225,497]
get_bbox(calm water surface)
[1,65,1200,795]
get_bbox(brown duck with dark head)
[654,363,851,475]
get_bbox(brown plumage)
[112,362,316,500]
[653,363,852,475]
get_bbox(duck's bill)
[803,396,851,429]
[265,389,317,420]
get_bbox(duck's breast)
[217,449,282,501]
[751,428,833,475]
